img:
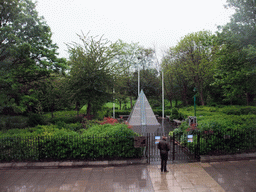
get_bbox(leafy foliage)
[212,0,256,105]
[0,0,67,115]
[162,31,219,106]
[67,33,119,117]
[0,123,144,161]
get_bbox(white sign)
[187,135,193,142]
[155,136,161,144]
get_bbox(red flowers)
[125,121,132,129]
[100,117,118,125]
[186,123,198,132]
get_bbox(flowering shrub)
[186,123,198,134]
[125,121,132,129]
[100,117,118,125]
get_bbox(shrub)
[114,110,131,117]
[27,113,46,127]
[0,122,144,161]
[0,115,28,130]
[153,109,171,117]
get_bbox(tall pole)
[138,64,140,96]
[113,87,115,119]
[162,69,164,131]
[162,70,164,119]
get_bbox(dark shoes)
[164,170,169,172]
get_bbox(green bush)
[27,113,46,127]
[153,109,171,117]
[0,115,28,130]
[169,105,256,156]
[0,123,144,161]
[114,110,131,117]
[168,108,179,120]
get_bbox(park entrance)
[128,90,200,164]
[144,132,200,164]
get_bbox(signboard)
[155,136,161,144]
[187,135,193,142]
[134,136,146,148]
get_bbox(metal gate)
[146,132,200,164]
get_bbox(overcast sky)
[34,0,234,60]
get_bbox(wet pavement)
[202,160,256,192]
[0,160,255,191]
[0,165,154,192]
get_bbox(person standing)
[157,136,170,172]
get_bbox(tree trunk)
[199,90,205,106]
[51,103,54,118]
[246,93,255,106]
[119,101,122,110]
[87,102,91,117]
[182,83,188,106]
[130,97,133,109]
[168,98,172,108]
[76,101,80,117]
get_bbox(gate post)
[148,133,150,164]
[195,131,200,160]
[146,133,150,164]
[172,133,175,161]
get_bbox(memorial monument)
[127,90,161,134]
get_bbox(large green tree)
[213,0,256,105]
[0,0,66,114]
[163,31,218,106]
[67,33,118,117]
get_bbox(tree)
[162,51,191,107]
[67,33,117,117]
[0,0,66,114]
[213,0,256,105]
[109,40,157,109]
[163,31,218,106]
[36,73,70,118]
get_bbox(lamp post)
[113,87,115,119]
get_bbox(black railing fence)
[1,128,256,162]
[0,135,144,162]
[173,128,256,157]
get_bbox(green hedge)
[0,123,144,162]
[169,105,256,156]
[0,115,28,130]
[169,128,256,156]
[114,110,131,117]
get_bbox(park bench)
[173,119,182,126]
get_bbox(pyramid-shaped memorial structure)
[127,90,160,126]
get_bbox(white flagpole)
[138,65,140,96]
[162,69,164,129]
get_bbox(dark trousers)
[160,153,168,172]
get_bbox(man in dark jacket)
[157,136,170,172]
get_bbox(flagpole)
[162,69,164,130]
[138,64,140,96]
